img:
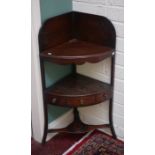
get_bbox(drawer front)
[45,93,109,107]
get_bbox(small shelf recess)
[39,11,117,143]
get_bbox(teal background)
[40,0,72,23]
[44,62,72,88]
[47,105,70,124]
[39,0,72,123]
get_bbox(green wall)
[39,0,72,123]
[40,0,72,23]
[44,62,72,88]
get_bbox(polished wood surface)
[39,12,116,64]
[73,12,116,48]
[39,12,73,51]
[45,73,112,107]
[40,39,114,64]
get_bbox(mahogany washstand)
[39,12,117,144]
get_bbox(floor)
[31,133,85,155]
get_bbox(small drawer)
[66,96,96,107]
[45,92,109,107]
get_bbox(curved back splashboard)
[39,12,116,64]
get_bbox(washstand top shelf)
[39,11,116,65]
[40,39,114,64]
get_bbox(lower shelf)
[48,120,110,134]
[48,108,110,134]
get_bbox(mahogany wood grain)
[73,12,116,48]
[45,74,112,107]
[40,39,114,64]
[39,12,116,65]
[39,12,73,51]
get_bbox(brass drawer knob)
[48,52,52,55]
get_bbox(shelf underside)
[45,74,112,107]
[40,39,114,64]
